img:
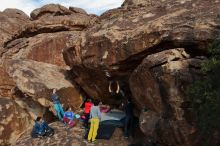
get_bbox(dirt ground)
[14,121,131,146]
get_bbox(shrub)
[187,38,220,146]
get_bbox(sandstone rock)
[0,5,90,144]
[6,59,82,110]
[62,1,220,145]
[29,5,95,35]
[30,4,72,20]
[0,66,15,97]
[80,0,220,68]
[129,48,190,113]
[3,8,29,20]
[63,0,220,108]
[69,7,87,15]
[0,5,93,56]
[0,9,30,49]
[122,0,168,8]
[130,49,205,146]
[7,59,70,95]
[0,0,219,145]
[3,31,81,67]
[139,110,160,141]
[0,31,83,128]
[0,97,32,145]
[156,118,196,146]
[23,13,92,34]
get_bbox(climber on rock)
[31,116,54,138]
[87,100,101,143]
[108,80,125,101]
[63,106,75,128]
[51,88,65,121]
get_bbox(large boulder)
[2,31,81,67]
[80,0,219,68]
[30,4,72,20]
[0,4,96,145]
[1,0,220,145]
[129,48,191,112]
[63,0,220,145]
[6,59,82,110]
[69,7,88,15]
[130,49,205,146]
[0,97,32,145]
[27,4,97,35]
[0,5,96,59]
[23,13,94,34]
[0,9,30,54]
[63,0,220,101]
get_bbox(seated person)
[99,102,111,113]
[31,116,54,138]
[63,106,75,128]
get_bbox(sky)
[0,0,124,15]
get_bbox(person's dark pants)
[83,113,90,128]
[124,116,133,137]
[31,127,54,138]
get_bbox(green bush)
[187,38,220,146]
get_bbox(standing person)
[51,89,64,121]
[87,101,101,143]
[63,106,75,128]
[83,99,93,128]
[123,99,133,138]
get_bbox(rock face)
[7,59,72,95]
[0,9,30,43]
[0,67,15,97]
[63,0,220,146]
[0,8,30,56]
[1,0,220,145]
[131,49,205,146]
[69,7,88,15]
[0,4,93,144]
[30,4,72,20]
[0,97,32,145]
[64,0,220,104]
[7,59,82,110]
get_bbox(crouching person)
[31,116,54,138]
[87,101,101,143]
[63,106,75,128]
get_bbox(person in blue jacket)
[51,88,65,121]
[63,106,75,128]
[31,116,54,138]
